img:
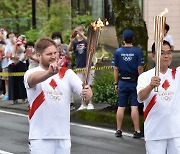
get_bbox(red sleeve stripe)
[29,91,45,119]
[144,94,157,121]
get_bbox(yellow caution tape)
[0,72,25,77]
[73,66,114,73]
[0,66,114,76]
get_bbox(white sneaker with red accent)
[77,105,87,111]
[87,103,94,110]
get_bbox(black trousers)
[8,62,27,101]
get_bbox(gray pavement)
[0,100,29,112]
[0,94,110,114]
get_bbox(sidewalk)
[0,100,29,112]
[0,94,110,113]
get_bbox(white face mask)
[53,39,61,45]
[76,31,84,39]
[76,34,80,38]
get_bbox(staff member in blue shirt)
[113,29,144,138]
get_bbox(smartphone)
[71,31,77,38]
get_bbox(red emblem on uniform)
[49,79,57,89]
[162,80,170,90]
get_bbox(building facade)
[144,0,180,51]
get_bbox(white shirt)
[24,66,82,139]
[137,67,180,141]
[1,43,14,68]
[28,54,39,69]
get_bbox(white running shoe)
[77,105,87,111]
[87,103,94,110]
[0,94,4,99]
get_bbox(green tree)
[0,0,32,34]
[42,0,71,37]
[112,0,148,70]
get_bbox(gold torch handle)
[154,8,168,92]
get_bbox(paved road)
[0,109,146,154]
[0,110,29,154]
[71,123,146,154]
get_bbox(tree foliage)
[0,0,72,42]
[112,0,148,70]
[42,0,71,37]
[0,0,32,34]
[71,15,93,30]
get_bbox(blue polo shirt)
[113,46,144,87]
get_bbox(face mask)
[54,39,61,45]
[76,34,81,39]
[76,31,84,39]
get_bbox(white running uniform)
[24,66,82,140]
[137,67,180,141]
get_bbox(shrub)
[92,70,118,107]
[24,28,42,43]
[72,15,93,30]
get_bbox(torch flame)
[91,18,108,31]
[159,8,168,17]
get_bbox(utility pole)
[47,0,51,20]
[32,0,36,29]
[77,0,80,14]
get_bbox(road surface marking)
[71,122,133,137]
[0,109,138,138]
[0,110,28,117]
[0,150,14,154]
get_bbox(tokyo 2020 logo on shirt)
[123,56,132,61]
[46,90,63,101]
[159,91,174,102]
[121,53,134,61]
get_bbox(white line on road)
[0,150,13,154]
[71,122,133,137]
[0,110,28,118]
[0,109,138,138]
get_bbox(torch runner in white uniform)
[137,40,180,154]
[24,37,93,154]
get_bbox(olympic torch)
[154,8,168,92]
[83,18,108,87]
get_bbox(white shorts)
[146,137,180,154]
[29,139,71,154]
[77,69,95,85]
